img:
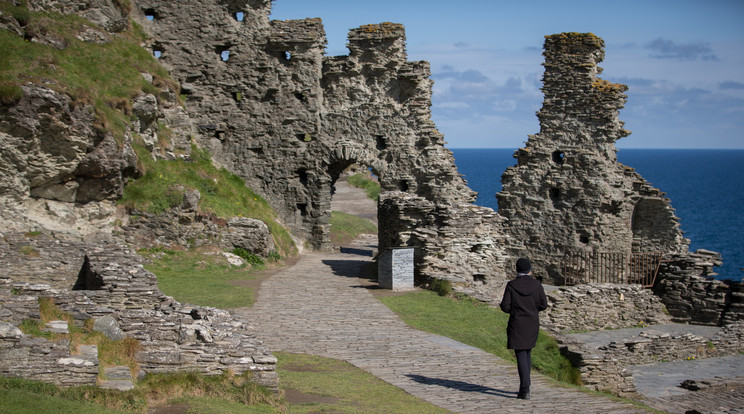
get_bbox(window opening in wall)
[153,48,163,59]
[552,150,566,165]
[293,90,307,102]
[232,91,242,102]
[399,180,409,192]
[220,50,230,61]
[297,169,309,186]
[73,257,103,290]
[376,135,387,150]
[579,231,590,244]
[143,8,158,21]
[296,133,312,142]
[297,203,308,217]
[283,51,292,61]
[549,187,561,202]
[235,12,244,22]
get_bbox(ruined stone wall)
[557,322,743,396]
[378,192,512,287]
[0,232,278,389]
[542,284,671,333]
[654,250,744,325]
[131,1,474,251]
[497,33,688,283]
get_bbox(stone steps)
[99,366,135,391]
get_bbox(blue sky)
[270,0,744,149]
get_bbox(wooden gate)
[561,252,663,287]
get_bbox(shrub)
[429,278,452,297]
[231,247,265,269]
[0,81,23,104]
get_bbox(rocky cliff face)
[0,82,138,231]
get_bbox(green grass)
[0,370,283,414]
[0,377,144,413]
[122,145,296,257]
[275,352,449,414]
[379,290,582,385]
[347,173,380,201]
[0,2,176,143]
[139,246,263,309]
[329,211,377,246]
[0,387,133,414]
[0,352,452,414]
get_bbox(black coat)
[499,275,548,350]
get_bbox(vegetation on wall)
[121,144,296,257]
[0,1,175,143]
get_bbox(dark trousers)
[514,348,532,394]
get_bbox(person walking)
[499,258,548,400]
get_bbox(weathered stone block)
[378,248,414,291]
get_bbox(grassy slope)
[0,2,174,142]
[122,145,296,257]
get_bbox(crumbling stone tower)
[498,33,688,282]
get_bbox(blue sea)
[451,148,744,282]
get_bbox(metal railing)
[561,251,663,287]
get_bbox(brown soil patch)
[283,388,340,405]
[149,403,189,414]
[281,362,326,373]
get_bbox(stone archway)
[631,198,680,252]
[326,140,380,248]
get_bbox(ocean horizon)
[450,148,744,282]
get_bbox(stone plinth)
[378,248,414,290]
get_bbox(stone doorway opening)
[329,164,379,255]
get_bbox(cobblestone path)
[237,242,647,413]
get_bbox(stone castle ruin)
[0,0,742,393]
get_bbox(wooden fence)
[561,251,663,287]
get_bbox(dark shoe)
[517,392,531,400]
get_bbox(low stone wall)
[0,321,99,387]
[655,250,743,325]
[597,322,744,365]
[557,322,744,397]
[558,337,638,397]
[0,232,278,390]
[542,284,671,332]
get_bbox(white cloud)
[645,38,719,61]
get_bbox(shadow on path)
[339,246,374,257]
[406,374,518,399]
